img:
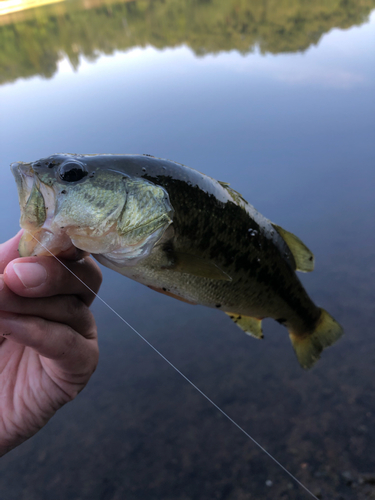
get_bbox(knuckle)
[61,257,102,302]
[89,343,99,372]
[61,328,78,353]
[80,309,98,340]
[85,308,95,327]
[65,295,84,318]
[91,259,103,283]
[27,316,52,348]
[64,298,97,339]
[84,258,103,293]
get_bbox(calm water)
[0,1,375,499]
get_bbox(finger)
[0,277,96,335]
[4,255,103,306]
[0,311,99,376]
[0,231,23,274]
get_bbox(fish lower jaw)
[18,227,74,257]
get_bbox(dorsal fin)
[218,180,231,188]
[272,223,314,272]
[218,181,247,204]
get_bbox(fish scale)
[11,153,343,369]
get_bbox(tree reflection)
[1,0,374,84]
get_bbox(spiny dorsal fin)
[272,223,314,273]
[218,180,231,188]
[218,181,247,205]
[225,312,263,339]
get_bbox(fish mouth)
[11,161,53,227]
[11,161,73,257]
[11,161,36,209]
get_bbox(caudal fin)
[289,309,343,369]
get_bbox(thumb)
[0,231,23,274]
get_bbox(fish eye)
[59,162,88,183]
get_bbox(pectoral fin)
[225,313,263,339]
[272,223,314,272]
[167,252,232,281]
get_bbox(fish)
[11,153,343,369]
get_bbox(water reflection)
[1,0,375,84]
[1,1,375,499]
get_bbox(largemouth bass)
[11,154,343,369]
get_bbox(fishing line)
[28,232,319,500]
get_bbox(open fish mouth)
[11,161,36,210]
[11,161,74,256]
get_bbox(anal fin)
[226,312,263,339]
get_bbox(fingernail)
[12,263,47,288]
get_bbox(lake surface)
[0,1,375,499]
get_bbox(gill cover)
[98,177,174,266]
[12,158,174,262]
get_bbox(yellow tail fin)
[289,309,343,369]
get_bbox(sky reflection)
[1,11,374,240]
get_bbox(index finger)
[4,255,103,306]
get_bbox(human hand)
[0,231,102,456]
